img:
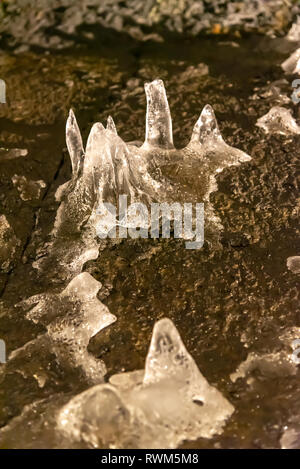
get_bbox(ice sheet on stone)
[281,48,300,74]
[57,318,234,449]
[0,214,20,272]
[230,351,298,383]
[256,106,300,135]
[287,256,300,274]
[280,417,300,449]
[10,273,116,384]
[12,175,46,201]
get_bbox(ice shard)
[188,104,251,171]
[143,79,174,149]
[106,115,117,134]
[66,109,84,177]
[57,318,234,448]
[256,106,300,135]
[11,273,116,384]
[281,48,300,74]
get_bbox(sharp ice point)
[106,116,117,134]
[190,104,222,145]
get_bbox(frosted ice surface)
[286,17,300,42]
[282,48,300,74]
[0,215,20,272]
[256,106,300,135]
[287,256,300,274]
[12,175,46,201]
[11,273,116,384]
[57,318,234,448]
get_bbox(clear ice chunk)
[11,273,116,384]
[281,48,300,74]
[287,256,300,274]
[256,106,300,135]
[57,318,234,448]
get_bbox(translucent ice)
[281,48,300,74]
[35,79,251,281]
[287,256,300,274]
[256,106,300,135]
[11,273,116,384]
[57,318,234,448]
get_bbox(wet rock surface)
[0,31,299,448]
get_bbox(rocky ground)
[0,6,299,449]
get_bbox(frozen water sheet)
[9,273,116,384]
[256,106,300,135]
[57,318,234,448]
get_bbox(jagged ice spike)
[106,116,117,134]
[66,109,84,176]
[190,104,222,146]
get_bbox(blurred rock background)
[0,0,299,50]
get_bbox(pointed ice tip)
[66,109,84,176]
[144,318,192,385]
[143,79,174,150]
[106,116,117,134]
[190,104,222,146]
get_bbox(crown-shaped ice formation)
[53,79,250,237]
[10,273,116,384]
[256,106,300,135]
[282,49,300,74]
[57,318,234,449]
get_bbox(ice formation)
[55,80,250,237]
[57,318,234,449]
[256,106,300,135]
[287,256,300,274]
[10,273,116,384]
[281,48,300,74]
[33,78,251,282]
